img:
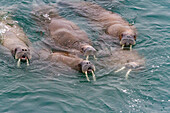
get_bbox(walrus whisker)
[125,69,132,79]
[115,66,125,73]
[92,71,96,81]
[17,58,21,67]
[130,45,132,51]
[26,59,29,66]
[85,71,90,81]
[122,44,124,49]
[86,55,89,60]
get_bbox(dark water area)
[0,0,169,113]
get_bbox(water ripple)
[0,0,169,113]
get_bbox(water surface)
[0,0,169,112]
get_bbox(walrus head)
[11,47,31,67]
[119,30,136,50]
[79,60,96,81]
[80,45,97,60]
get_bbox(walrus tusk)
[130,45,132,51]
[125,69,132,79]
[115,66,125,73]
[122,44,125,50]
[86,55,89,60]
[93,55,97,60]
[85,71,90,81]
[92,71,96,81]
[120,41,122,45]
[133,41,136,45]
[26,59,29,66]
[17,58,21,67]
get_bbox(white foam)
[0,22,10,34]
[43,13,51,20]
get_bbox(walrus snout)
[80,60,96,81]
[125,62,140,69]
[115,62,140,79]
[81,45,97,60]
[120,34,136,50]
[20,53,29,61]
[81,60,95,73]
[15,49,31,60]
[84,46,96,56]
[12,47,31,67]
[120,35,136,45]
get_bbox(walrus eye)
[25,49,27,51]
[22,49,24,51]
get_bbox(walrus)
[96,48,145,79]
[33,7,96,60]
[60,2,137,50]
[39,49,96,81]
[0,12,31,67]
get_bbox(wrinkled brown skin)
[72,2,137,46]
[0,15,31,60]
[49,52,83,71]
[33,6,96,58]
[39,49,95,73]
[48,15,95,55]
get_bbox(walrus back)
[0,12,29,44]
[50,52,83,71]
[0,13,31,48]
[59,2,128,28]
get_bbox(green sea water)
[0,0,169,113]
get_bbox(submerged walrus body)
[97,48,145,78]
[39,50,96,81]
[49,18,96,60]
[34,7,96,60]
[64,2,137,50]
[0,12,31,67]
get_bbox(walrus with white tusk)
[39,49,96,81]
[97,48,145,79]
[33,7,96,60]
[61,2,137,50]
[0,12,31,67]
